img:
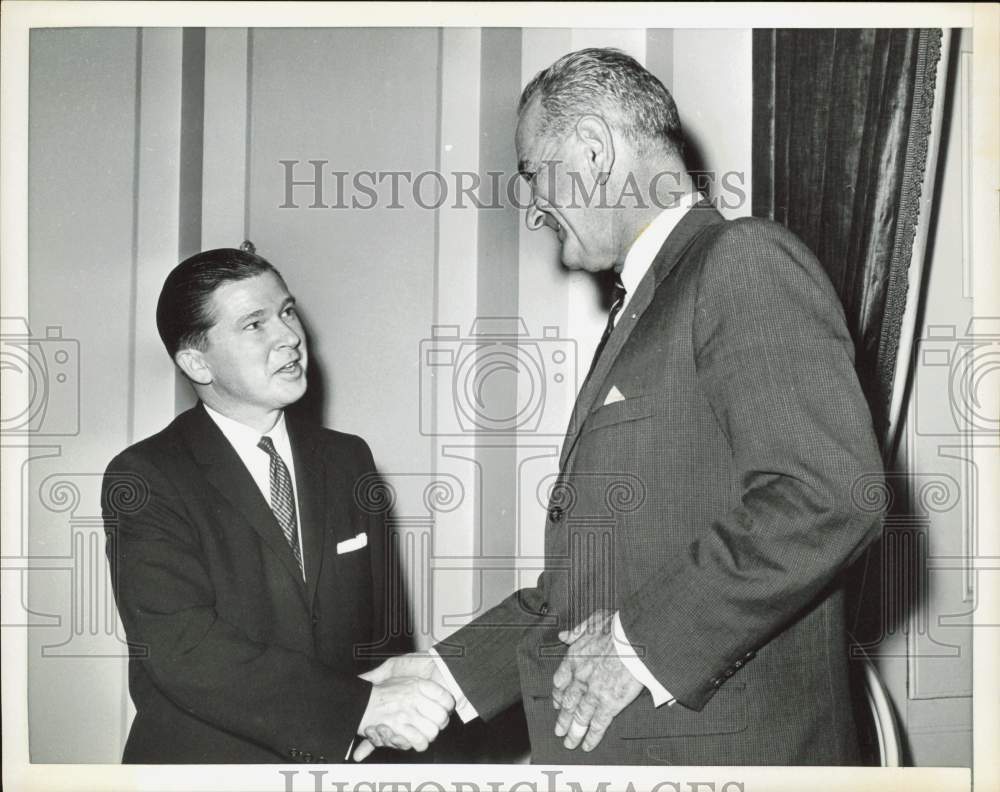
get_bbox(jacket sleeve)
[103,448,372,761]
[433,577,550,722]
[618,219,885,710]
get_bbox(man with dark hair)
[363,48,885,765]
[103,248,454,763]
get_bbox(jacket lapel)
[286,414,327,609]
[559,199,725,469]
[182,405,308,603]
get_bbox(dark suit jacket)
[103,404,392,763]
[438,202,885,765]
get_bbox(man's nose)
[276,319,302,347]
[525,202,546,231]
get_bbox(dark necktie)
[257,436,303,576]
[584,275,628,383]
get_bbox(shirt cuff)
[612,611,676,708]
[429,647,479,723]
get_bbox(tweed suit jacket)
[438,201,885,765]
[103,404,393,763]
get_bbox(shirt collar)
[620,192,702,296]
[203,403,289,454]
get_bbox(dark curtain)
[752,29,943,447]
[753,31,949,765]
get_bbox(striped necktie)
[257,435,304,577]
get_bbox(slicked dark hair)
[156,248,284,359]
[518,47,684,158]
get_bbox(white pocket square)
[336,532,368,554]
[603,385,626,406]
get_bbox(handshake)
[353,653,455,761]
[353,610,646,761]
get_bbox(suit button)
[548,506,563,523]
[318,755,327,763]
[724,667,735,678]
[733,659,744,669]
[711,678,722,689]
[289,748,299,759]
[539,602,549,615]
[302,751,313,762]
[311,614,319,625]
[743,650,756,660]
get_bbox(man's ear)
[574,115,615,185]
[174,348,213,386]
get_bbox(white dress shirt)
[615,191,703,326]
[431,194,704,720]
[203,404,307,580]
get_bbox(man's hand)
[353,675,454,761]
[552,609,643,752]
[352,653,452,761]
[360,653,442,686]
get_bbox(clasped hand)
[552,609,643,752]
[353,611,643,760]
[353,654,454,761]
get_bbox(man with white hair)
[362,48,884,766]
